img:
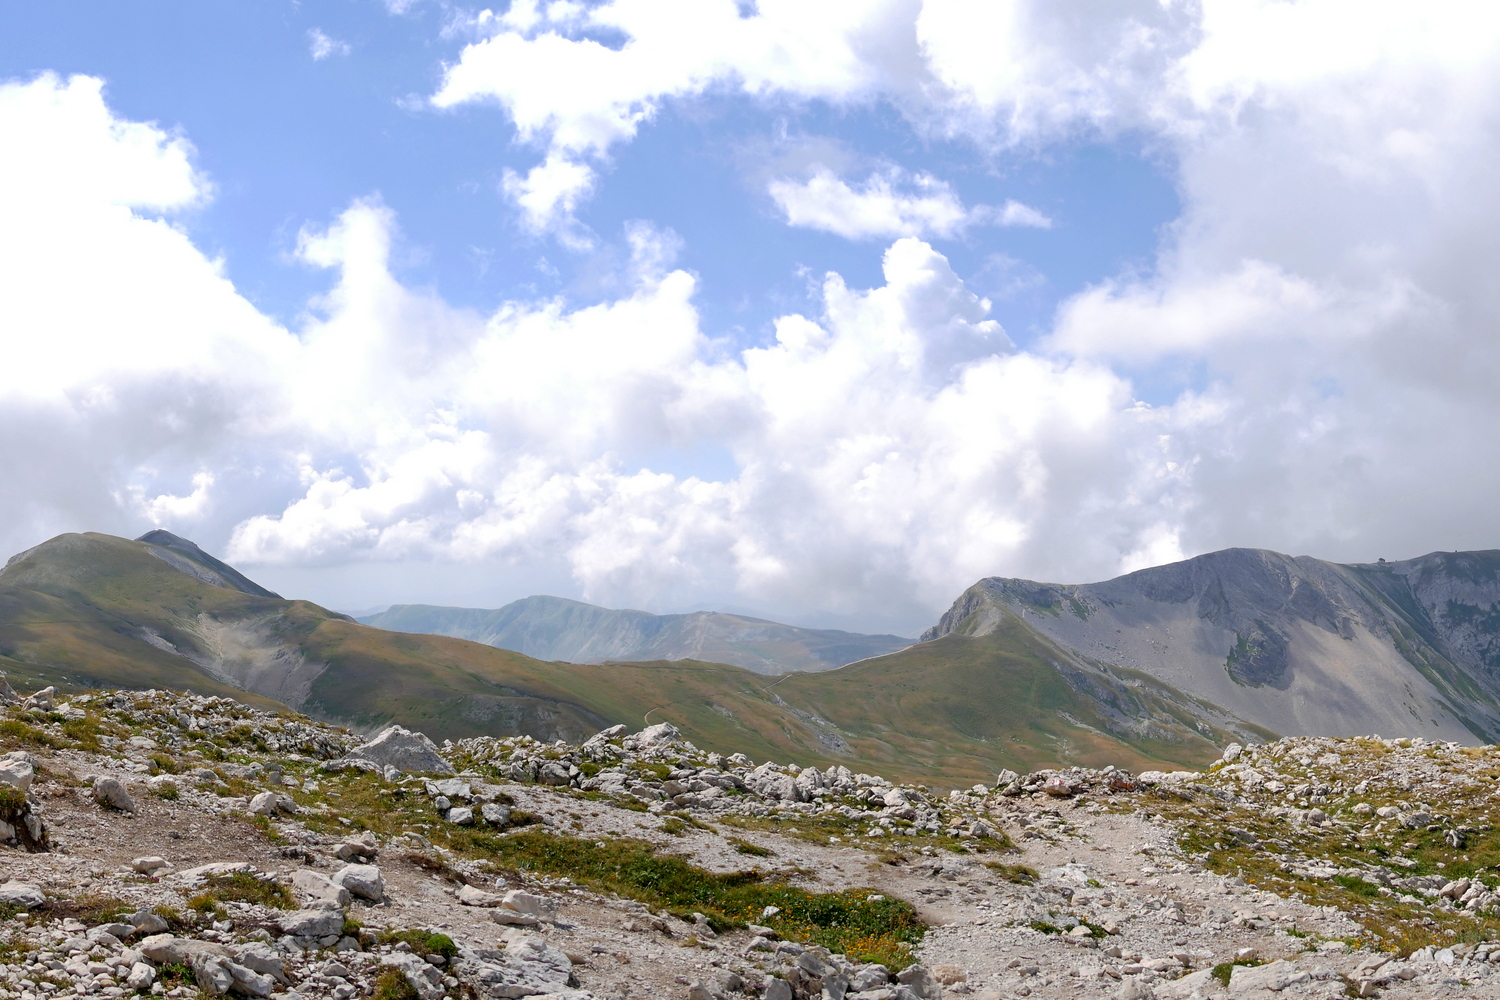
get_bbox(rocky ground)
[0,682,1495,1000]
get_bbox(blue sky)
[1,3,1178,350]
[3,2,1499,634]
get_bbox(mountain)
[359,597,912,674]
[0,531,1250,783]
[924,547,1500,744]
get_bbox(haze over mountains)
[359,599,911,674]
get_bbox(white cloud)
[308,29,352,61]
[15,0,1500,630]
[767,166,1051,240]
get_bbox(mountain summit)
[925,547,1500,743]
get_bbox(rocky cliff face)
[360,597,912,675]
[923,548,1500,743]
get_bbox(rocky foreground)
[0,683,1496,1000]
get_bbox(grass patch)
[373,968,419,1000]
[730,838,774,858]
[151,784,180,801]
[0,720,58,749]
[0,787,27,812]
[188,872,293,913]
[661,817,690,837]
[377,930,457,959]
[400,852,467,883]
[984,862,1039,884]
[1211,958,1262,986]
[41,894,130,924]
[464,829,924,969]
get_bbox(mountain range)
[358,599,911,674]
[925,547,1500,744]
[6,530,1500,785]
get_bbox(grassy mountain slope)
[360,597,912,675]
[0,531,1250,785]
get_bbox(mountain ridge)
[924,546,1500,744]
[360,596,912,675]
[0,531,1241,782]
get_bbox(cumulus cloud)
[308,29,352,61]
[767,165,1050,240]
[12,0,1500,631]
[431,0,1191,234]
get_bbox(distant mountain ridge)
[0,530,1257,781]
[360,597,912,675]
[925,547,1500,744]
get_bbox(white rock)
[92,776,135,812]
[125,963,155,990]
[457,885,502,907]
[0,752,36,793]
[278,909,346,939]
[132,856,170,875]
[446,806,475,825]
[0,882,44,908]
[247,791,279,816]
[331,863,384,902]
[348,725,453,775]
[288,870,351,910]
[500,890,558,922]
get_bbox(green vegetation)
[1212,959,1260,989]
[41,894,130,924]
[377,930,456,959]
[373,968,419,1000]
[983,862,1038,884]
[462,829,924,969]
[730,838,774,857]
[187,872,293,914]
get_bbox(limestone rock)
[332,863,384,902]
[458,884,503,907]
[0,752,36,793]
[92,776,135,812]
[278,909,346,939]
[500,889,558,922]
[0,882,44,908]
[132,856,170,875]
[348,725,453,775]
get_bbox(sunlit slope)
[0,531,1255,784]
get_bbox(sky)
[3,1,1500,636]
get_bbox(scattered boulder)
[0,751,36,793]
[458,884,502,907]
[288,870,352,909]
[92,776,136,812]
[0,882,44,908]
[331,863,384,902]
[347,725,453,775]
[277,909,346,939]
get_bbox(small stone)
[446,806,474,825]
[133,857,171,875]
[480,802,510,825]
